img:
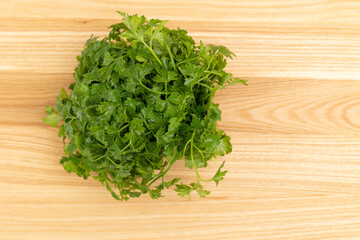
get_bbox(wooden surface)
[1,0,360,239]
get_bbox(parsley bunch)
[43,12,246,201]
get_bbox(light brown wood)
[1,1,360,239]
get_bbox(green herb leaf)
[174,183,193,199]
[212,161,228,186]
[43,11,246,201]
[42,109,61,127]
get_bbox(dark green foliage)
[43,12,246,201]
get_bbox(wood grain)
[1,0,360,239]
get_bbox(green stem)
[200,178,213,182]
[143,120,153,133]
[176,56,199,66]
[147,133,195,188]
[192,143,205,162]
[197,82,212,90]
[120,142,131,152]
[190,134,214,183]
[190,132,201,185]
[117,124,129,133]
[198,73,211,82]
[133,32,162,65]
[165,45,176,101]
[93,152,107,162]
[166,45,176,70]
[108,155,117,166]
[193,73,215,90]
[146,159,177,187]
[182,138,192,158]
[139,79,169,95]
[165,81,168,100]
[204,70,222,76]
[206,89,216,111]
[86,105,98,109]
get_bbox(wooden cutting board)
[1,1,360,239]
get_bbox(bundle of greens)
[43,12,246,201]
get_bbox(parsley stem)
[117,124,129,133]
[176,56,199,66]
[138,79,169,95]
[133,31,162,66]
[204,70,222,76]
[146,159,177,187]
[165,44,176,100]
[190,132,201,184]
[192,143,205,161]
[182,138,193,158]
[164,80,168,100]
[120,142,131,153]
[197,82,212,90]
[108,155,117,165]
[206,89,216,110]
[147,134,195,188]
[86,105,98,109]
[198,73,211,82]
[200,178,213,182]
[143,120,153,134]
[93,151,107,162]
[191,140,216,183]
[166,45,176,71]
[144,44,162,65]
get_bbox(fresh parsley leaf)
[174,183,193,199]
[212,161,228,186]
[42,110,61,127]
[43,11,246,201]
